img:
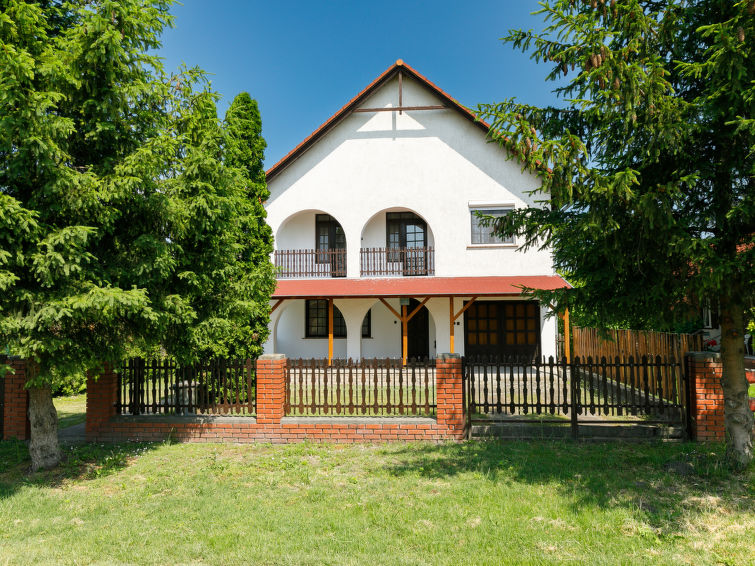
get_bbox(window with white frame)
[470,208,514,245]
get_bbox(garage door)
[464,300,540,360]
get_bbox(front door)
[406,299,429,359]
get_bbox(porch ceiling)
[272,275,570,299]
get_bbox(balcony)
[274,247,435,278]
[274,249,347,279]
[361,247,435,277]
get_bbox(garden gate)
[464,355,690,440]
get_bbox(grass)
[53,393,87,429]
[749,383,754,398]
[0,440,753,565]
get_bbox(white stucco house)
[263,60,569,362]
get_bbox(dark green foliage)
[477,0,753,330]
[51,370,86,397]
[0,0,274,383]
[477,0,754,462]
[224,93,274,266]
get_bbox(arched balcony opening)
[275,210,347,278]
[359,207,435,277]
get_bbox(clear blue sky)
[157,0,560,167]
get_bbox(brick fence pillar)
[2,358,30,440]
[686,352,725,442]
[86,363,117,441]
[256,354,287,425]
[435,353,466,440]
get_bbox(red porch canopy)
[272,275,570,299]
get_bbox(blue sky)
[157,0,561,167]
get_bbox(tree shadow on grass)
[0,439,161,499]
[384,440,754,533]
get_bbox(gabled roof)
[265,60,493,182]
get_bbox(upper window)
[470,208,514,245]
[386,212,427,250]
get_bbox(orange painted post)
[449,297,455,354]
[402,304,408,365]
[564,307,571,363]
[328,298,334,364]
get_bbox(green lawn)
[53,393,87,429]
[0,440,752,565]
[749,382,755,398]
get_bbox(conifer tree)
[478,0,754,465]
[0,0,274,469]
[224,93,274,270]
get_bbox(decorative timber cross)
[352,61,448,116]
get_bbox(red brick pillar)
[256,354,287,425]
[2,358,30,440]
[436,353,466,440]
[687,352,725,442]
[86,363,117,441]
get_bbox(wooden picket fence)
[465,354,687,420]
[285,357,436,416]
[571,327,702,405]
[116,358,256,416]
[572,326,704,362]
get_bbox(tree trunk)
[719,290,754,467]
[28,386,61,471]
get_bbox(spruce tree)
[478,0,754,465]
[0,0,274,469]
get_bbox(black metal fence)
[116,358,256,416]
[285,358,436,416]
[464,355,688,429]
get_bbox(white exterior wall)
[264,72,559,360]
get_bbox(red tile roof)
[272,275,570,299]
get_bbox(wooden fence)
[285,357,436,416]
[572,326,704,362]
[465,355,688,424]
[571,327,701,404]
[360,247,435,277]
[274,248,347,278]
[116,358,256,416]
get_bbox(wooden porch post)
[564,307,571,363]
[377,297,429,366]
[328,298,334,364]
[448,296,477,355]
[402,304,408,366]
